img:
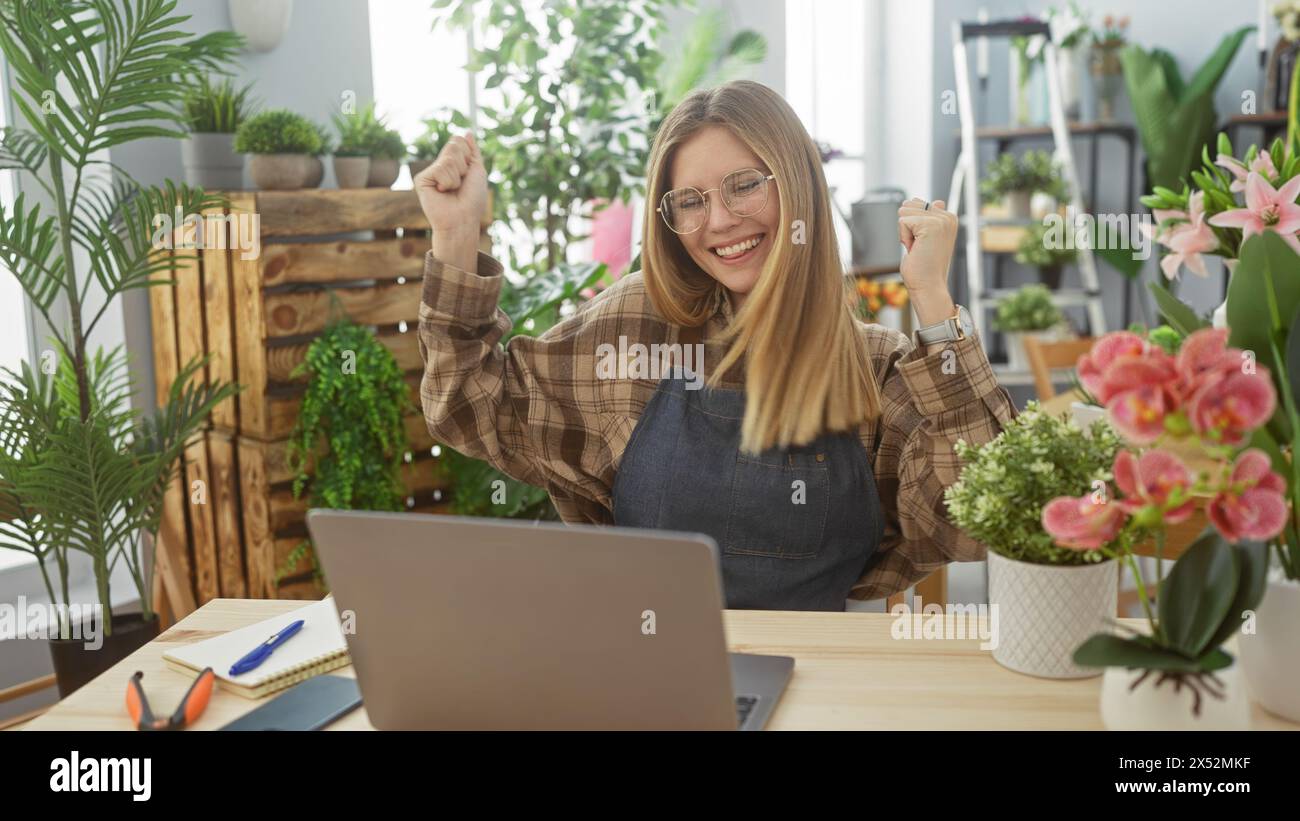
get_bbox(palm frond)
[0,192,65,313]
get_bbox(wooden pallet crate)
[147,188,486,612]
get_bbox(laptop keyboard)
[735,695,759,727]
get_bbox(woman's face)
[667,125,779,307]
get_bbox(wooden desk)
[19,598,1297,731]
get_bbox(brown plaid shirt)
[418,251,1017,600]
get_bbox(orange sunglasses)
[125,668,215,731]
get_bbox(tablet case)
[219,675,363,731]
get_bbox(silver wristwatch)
[915,304,974,346]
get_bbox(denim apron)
[611,375,884,611]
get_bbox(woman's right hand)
[415,131,488,273]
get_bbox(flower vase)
[1100,661,1251,730]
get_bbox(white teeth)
[713,235,761,258]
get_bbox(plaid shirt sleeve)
[417,251,624,520]
[850,327,1018,601]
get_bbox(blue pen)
[229,619,305,676]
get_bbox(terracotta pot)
[333,155,371,189]
[367,156,400,188]
[248,153,310,190]
[48,612,160,698]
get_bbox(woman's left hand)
[898,197,959,326]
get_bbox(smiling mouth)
[711,233,765,259]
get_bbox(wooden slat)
[263,280,423,339]
[228,193,270,438]
[254,189,426,237]
[260,237,426,285]
[266,455,450,532]
[274,576,326,601]
[155,473,197,618]
[207,431,247,598]
[264,327,424,384]
[183,438,221,605]
[274,536,316,581]
[173,242,206,390]
[236,436,274,599]
[146,248,180,408]
[201,206,239,429]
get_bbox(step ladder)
[946,19,1107,356]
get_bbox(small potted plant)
[1090,14,1129,120]
[331,107,373,189]
[980,150,1067,219]
[233,108,323,190]
[179,74,254,189]
[992,284,1064,371]
[945,403,1127,679]
[367,125,405,188]
[1014,221,1076,289]
[1046,327,1285,729]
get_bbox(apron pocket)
[723,453,830,558]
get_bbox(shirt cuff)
[896,332,1001,416]
[420,250,505,322]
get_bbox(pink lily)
[1216,152,1278,193]
[1157,192,1218,279]
[1208,171,1300,255]
[1208,449,1289,542]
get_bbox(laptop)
[306,510,794,730]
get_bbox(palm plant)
[0,0,241,637]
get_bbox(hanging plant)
[278,317,413,585]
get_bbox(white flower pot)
[228,0,293,53]
[1100,661,1251,730]
[181,132,243,189]
[986,551,1117,679]
[1239,574,1300,723]
[1004,190,1032,220]
[1070,402,1107,430]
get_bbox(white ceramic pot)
[1101,661,1251,730]
[333,155,371,189]
[1239,574,1300,723]
[1070,402,1107,430]
[248,153,310,190]
[986,551,1118,679]
[228,0,293,53]
[181,132,243,189]
[1056,46,1083,120]
[1004,190,1032,220]
[367,157,400,188]
[1003,329,1055,373]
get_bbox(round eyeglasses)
[657,168,776,234]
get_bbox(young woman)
[414,80,1015,610]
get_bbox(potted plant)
[993,284,1065,371]
[233,108,322,190]
[1013,222,1076,290]
[0,0,240,696]
[945,403,1127,679]
[980,150,1066,220]
[367,125,405,189]
[1088,14,1129,120]
[179,74,253,189]
[1047,326,1285,729]
[331,106,372,189]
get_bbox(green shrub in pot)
[1014,222,1076,288]
[945,403,1132,678]
[179,74,254,189]
[233,108,322,189]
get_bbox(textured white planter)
[248,153,310,190]
[986,551,1117,678]
[333,155,371,189]
[1071,402,1106,430]
[367,157,400,188]
[1101,661,1251,730]
[1239,574,1300,723]
[182,132,243,189]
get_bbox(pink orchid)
[1208,449,1289,542]
[1187,369,1277,446]
[1042,494,1126,550]
[1077,331,1149,400]
[1216,152,1278,193]
[1208,171,1300,256]
[1112,449,1197,524]
[1174,328,1240,393]
[1157,191,1218,280]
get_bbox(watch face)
[956,305,974,335]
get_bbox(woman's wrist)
[430,227,481,274]
[909,287,957,329]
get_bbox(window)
[0,54,29,378]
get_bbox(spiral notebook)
[163,598,351,699]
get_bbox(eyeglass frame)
[655,168,777,235]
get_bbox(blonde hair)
[641,80,882,453]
